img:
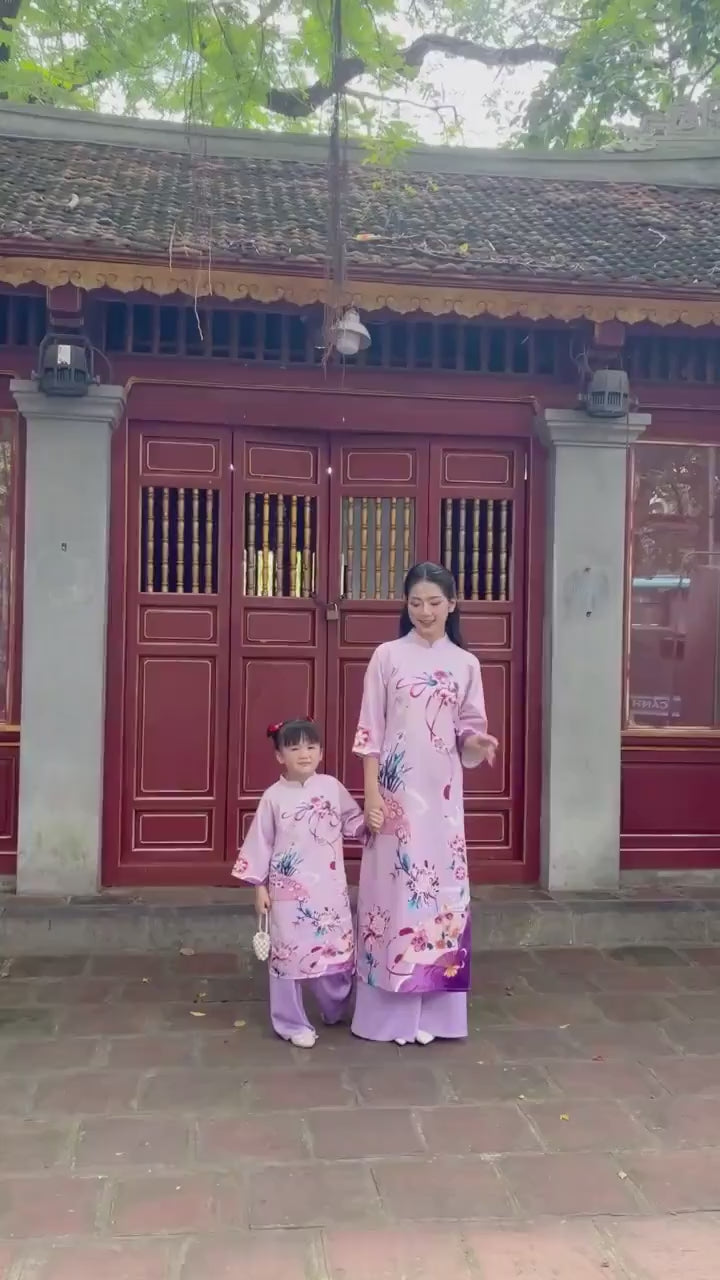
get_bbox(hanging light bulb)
[331,308,371,358]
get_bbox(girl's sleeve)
[352,646,387,759]
[457,655,491,770]
[231,793,275,884]
[338,783,366,840]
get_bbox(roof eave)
[2,244,720,329]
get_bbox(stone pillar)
[11,381,125,895]
[537,408,650,892]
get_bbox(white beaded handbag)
[252,912,271,963]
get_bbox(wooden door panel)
[117,424,232,883]
[326,437,431,848]
[227,430,330,870]
[137,655,215,795]
[238,655,318,795]
[337,657,370,796]
[428,440,527,873]
[477,660,511,798]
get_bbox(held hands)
[255,885,271,915]
[464,732,499,767]
[364,791,387,835]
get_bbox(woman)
[351,561,496,1045]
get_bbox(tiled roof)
[1,132,720,290]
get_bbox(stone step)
[2,885,720,954]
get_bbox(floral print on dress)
[388,905,470,991]
[270,941,300,978]
[378,734,409,795]
[449,833,468,882]
[359,905,391,988]
[295,901,344,937]
[232,852,249,879]
[301,930,355,977]
[361,905,391,946]
[231,774,365,981]
[282,794,342,847]
[353,633,489,995]
[269,849,306,901]
[392,851,440,910]
[396,669,461,749]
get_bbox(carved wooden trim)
[3,254,720,328]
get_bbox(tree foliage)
[0,0,719,146]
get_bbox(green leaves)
[0,0,717,147]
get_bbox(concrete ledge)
[1,886,719,955]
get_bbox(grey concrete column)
[536,408,650,892]
[11,381,125,895]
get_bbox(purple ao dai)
[232,774,363,981]
[353,632,488,996]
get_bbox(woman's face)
[406,579,455,641]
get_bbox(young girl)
[232,718,365,1049]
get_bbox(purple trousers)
[269,970,353,1040]
[351,982,468,1042]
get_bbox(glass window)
[626,442,720,731]
[0,413,19,725]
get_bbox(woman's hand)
[464,733,498,767]
[364,791,387,834]
[255,885,271,915]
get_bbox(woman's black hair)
[267,718,322,750]
[399,561,467,649]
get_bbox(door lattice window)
[441,497,512,601]
[243,492,317,597]
[341,496,414,600]
[141,486,219,594]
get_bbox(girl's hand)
[465,733,498,767]
[364,791,387,834]
[255,885,271,915]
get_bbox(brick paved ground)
[2,945,720,1278]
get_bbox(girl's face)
[276,736,323,781]
[406,579,455,642]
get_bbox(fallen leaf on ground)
[190,1010,206,1018]
[179,947,195,957]
[233,1020,247,1029]
[560,1114,570,1121]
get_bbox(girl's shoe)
[415,1030,435,1046]
[290,1029,317,1049]
[395,1038,408,1046]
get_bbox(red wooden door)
[226,430,330,859]
[108,422,534,885]
[428,440,527,877]
[115,424,233,885]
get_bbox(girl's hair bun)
[267,721,284,740]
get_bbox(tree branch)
[266,34,565,117]
[346,83,461,127]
